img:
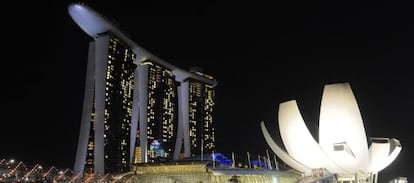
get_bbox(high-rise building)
[140,60,178,163]
[188,78,215,156]
[68,3,217,175]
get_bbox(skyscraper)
[68,3,217,175]
[139,60,178,163]
[178,77,216,157]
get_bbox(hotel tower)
[68,3,217,175]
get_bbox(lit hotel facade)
[68,3,217,175]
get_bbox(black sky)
[3,0,413,181]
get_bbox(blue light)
[251,160,269,168]
[211,152,232,167]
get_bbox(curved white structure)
[319,83,369,172]
[260,122,311,175]
[368,138,402,173]
[68,3,217,85]
[261,82,402,182]
[278,101,350,175]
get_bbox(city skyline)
[3,0,413,182]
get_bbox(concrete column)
[137,64,149,163]
[129,64,140,163]
[93,36,110,175]
[74,42,95,175]
[177,81,190,157]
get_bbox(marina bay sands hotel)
[68,3,217,175]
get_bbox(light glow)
[319,83,369,172]
[369,138,402,173]
[260,122,311,175]
[278,101,350,175]
[261,82,402,179]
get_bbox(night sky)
[3,0,413,181]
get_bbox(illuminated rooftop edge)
[67,3,217,86]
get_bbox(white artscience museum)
[261,82,402,183]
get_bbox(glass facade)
[188,79,215,156]
[142,60,178,162]
[85,99,96,174]
[103,36,136,173]
[85,34,137,173]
